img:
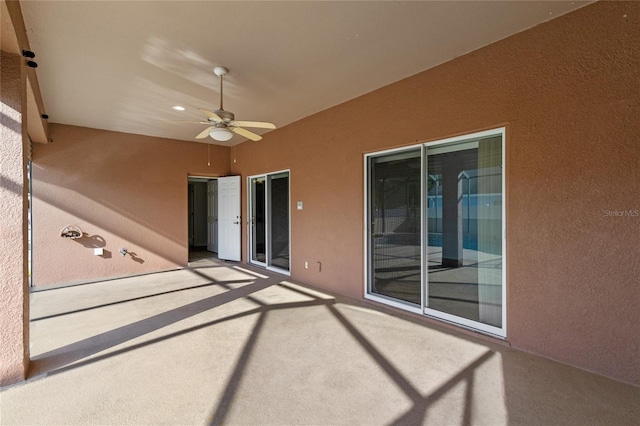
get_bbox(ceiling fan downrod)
[214,66,228,111]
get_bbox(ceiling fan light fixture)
[209,127,233,141]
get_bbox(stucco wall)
[32,125,230,286]
[231,1,640,385]
[0,50,30,386]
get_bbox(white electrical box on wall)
[94,248,104,256]
[297,201,303,210]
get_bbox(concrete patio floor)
[1,259,638,425]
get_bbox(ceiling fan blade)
[230,120,276,130]
[168,120,210,124]
[195,126,215,139]
[198,108,223,122]
[230,126,262,141]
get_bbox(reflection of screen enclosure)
[370,149,422,305]
[269,174,290,271]
[251,178,266,262]
[426,137,502,327]
[368,134,503,331]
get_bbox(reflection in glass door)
[248,171,290,273]
[250,177,266,265]
[425,136,503,332]
[268,173,290,271]
[367,149,422,306]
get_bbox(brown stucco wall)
[231,1,640,385]
[32,124,230,286]
[0,50,30,386]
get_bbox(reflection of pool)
[375,232,502,254]
[428,232,501,254]
[374,233,419,246]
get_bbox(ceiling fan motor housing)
[213,66,228,77]
[215,109,235,122]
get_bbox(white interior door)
[218,176,241,261]
[207,180,218,252]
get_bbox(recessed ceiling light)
[172,105,186,111]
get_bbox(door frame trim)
[187,174,220,257]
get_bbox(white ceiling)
[21,1,589,146]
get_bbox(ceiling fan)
[190,66,276,142]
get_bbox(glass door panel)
[268,173,290,271]
[250,177,266,265]
[425,136,503,328]
[368,149,422,305]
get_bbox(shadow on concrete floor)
[2,261,638,425]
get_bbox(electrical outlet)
[304,261,308,269]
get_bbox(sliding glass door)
[248,171,290,274]
[366,129,505,336]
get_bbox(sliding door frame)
[364,128,506,338]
